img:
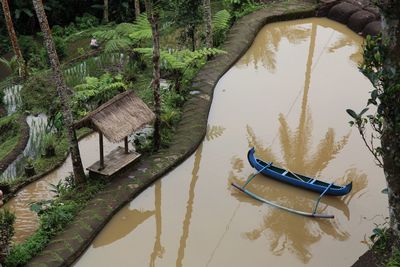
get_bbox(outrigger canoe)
[231,147,352,219]
[247,147,352,196]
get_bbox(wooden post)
[99,132,104,169]
[124,136,129,154]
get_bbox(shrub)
[0,209,15,264]
[75,13,99,30]
[21,75,58,114]
[0,34,11,55]
[0,89,4,106]
[53,36,67,59]
[5,178,106,266]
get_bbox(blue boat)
[247,147,352,196]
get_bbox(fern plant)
[94,23,138,53]
[72,73,127,118]
[93,14,154,53]
[134,47,226,92]
[212,10,231,47]
[0,56,20,76]
[128,13,152,43]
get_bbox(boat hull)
[247,148,352,196]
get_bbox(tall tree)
[203,0,212,48]
[103,0,109,23]
[32,0,86,184]
[144,0,161,150]
[378,0,400,241]
[349,0,400,242]
[168,0,203,51]
[1,0,26,78]
[134,0,141,19]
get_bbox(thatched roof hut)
[75,90,155,143]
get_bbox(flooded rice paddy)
[4,133,121,243]
[81,18,384,266]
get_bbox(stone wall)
[317,0,382,36]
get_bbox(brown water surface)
[4,133,121,243]
[76,18,387,267]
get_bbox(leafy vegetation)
[0,113,22,161]
[0,0,241,263]
[223,0,264,20]
[212,9,232,47]
[0,209,15,264]
[72,73,127,118]
[0,88,5,106]
[4,176,106,267]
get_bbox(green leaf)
[346,109,358,119]
[30,203,42,213]
[371,89,378,100]
[359,108,369,116]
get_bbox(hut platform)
[87,147,141,178]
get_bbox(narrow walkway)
[27,1,317,266]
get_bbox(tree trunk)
[134,0,141,19]
[191,25,196,51]
[380,1,400,240]
[145,0,161,150]
[203,0,213,48]
[103,0,109,23]
[1,0,26,79]
[32,0,86,184]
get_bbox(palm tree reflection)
[175,125,225,267]
[238,21,310,71]
[229,20,368,263]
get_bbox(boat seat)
[282,170,288,176]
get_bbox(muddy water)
[76,18,387,267]
[4,133,121,243]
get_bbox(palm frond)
[129,13,152,42]
[212,10,231,33]
[105,38,132,53]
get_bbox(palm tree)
[1,0,26,79]
[203,0,212,48]
[32,0,86,184]
[135,0,141,19]
[144,0,161,150]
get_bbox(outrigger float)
[231,147,352,219]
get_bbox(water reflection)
[93,208,154,247]
[149,182,164,267]
[239,21,310,71]
[229,20,368,263]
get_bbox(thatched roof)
[74,91,155,143]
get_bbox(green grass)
[387,249,400,267]
[0,135,20,161]
[0,113,21,161]
[33,128,91,174]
